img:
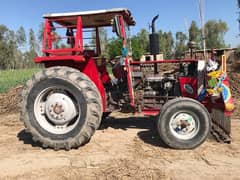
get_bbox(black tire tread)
[20,66,102,150]
[157,97,211,149]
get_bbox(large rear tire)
[20,66,102,150]
[157,97,211,149]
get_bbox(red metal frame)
[35,55,85,63]
[118,15,135,106]
[130,59,198,65]
[41,17,84,56]
[141,109,160,116]
[76,16,83,51]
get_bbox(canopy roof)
[43,8,136,28]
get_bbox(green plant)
[0,68,40,93]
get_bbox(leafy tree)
[188,21,201,49]
[204,20,228,49]
[175,31,187,58]
[158,30,165,53]
[0,25,8,41]
[16,26,26,49]
[136,28,149,53]
[0,41,12,69]
[27,28,38,67]
[106,38,122,59]
[29,28,38,51]
[165,31,174,58]
[0,25,17,69]
[38,22,44,44]
[8,30,18,69]
[158,30,174,59]
[131,36,145,60]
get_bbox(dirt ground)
[0,63,240,180]
[0,112,240,180]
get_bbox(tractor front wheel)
[157,97,211,149]
[20,66,102,150]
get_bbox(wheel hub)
[170,112,199,140]
[53,103,64,114]
[45,93,77,125]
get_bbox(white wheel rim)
[34,87,80,135]
[169,111,200,140]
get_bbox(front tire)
[157,97,211,149]
[20,66,102,150]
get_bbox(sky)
[0,0,239,47]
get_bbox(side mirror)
[112,16,122,38]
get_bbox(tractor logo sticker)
[184,84,194,94]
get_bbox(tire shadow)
[137,130,168,148]
[99,116,168,148]
[99,116,154,130]
[17,130,42,147]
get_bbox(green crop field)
[0,68,40,93]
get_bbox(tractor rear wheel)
[157,97,211,149]
[20,66,102,150]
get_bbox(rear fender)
[43,59,106,112]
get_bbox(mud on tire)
[20,66,102,150]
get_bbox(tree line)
[0,25,40,70]
[0,19,228,70]
[107,19,228,60]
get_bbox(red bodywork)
[35,10,135,113]
[34,9,233,117]
[36,15,107,110]
[178,77,198,99]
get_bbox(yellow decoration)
[225,103,235,111]
[217,87,222,92]
[207,89,215,94]
[208,70,221,78]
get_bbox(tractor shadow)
[17,130,42,148]
[99,116,168,148]
[17,116,167,148]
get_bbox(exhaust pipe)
[151,15,159,34]
[149,15,159,74]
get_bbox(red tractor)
[20,8,234,150]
